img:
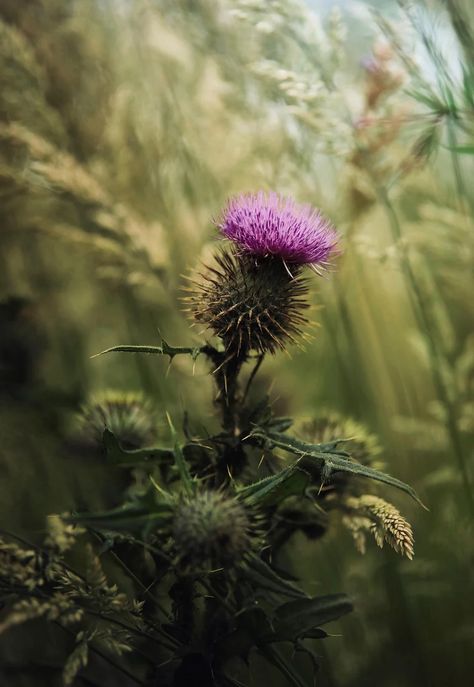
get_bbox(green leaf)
[215,607,271,664]
[102,428,174,466]
[217,609,309,687]
[444,144,474,155]
[166,413,195,496]
[270,594,353,641]
[67,488,173,535]
[405,87,447,114]
[245,555,307,599]
[237,463,310,508]
[251,430,424,506]
[91,339,206,361]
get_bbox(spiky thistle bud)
[186,192,339,355]
[188,249,310,354]
[172,491,253,568]
[77,390,155,449]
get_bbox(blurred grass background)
[0,0,473,685]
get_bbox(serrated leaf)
[270,594,352,641]
[91,340,205,361]
[67,495,173,535]
[102,428,174,466]
[215,607,271,664]
[252,430,424,506]
[237,464,310,508]
[245,555,307,599]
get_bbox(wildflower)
[186,193,339,355]
[77,391,155,449]
[218,192,338,270]
[172,491,253,568]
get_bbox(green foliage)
[0,0,472,686]
[249,429,423,505]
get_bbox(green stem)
[242,354,264,405]
[446,118,472,216]
[208,344,248,435]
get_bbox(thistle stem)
[242,354,264,405]
[206,344,249,435]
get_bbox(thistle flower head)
[187,248,310,354]
[78,390,155,449]
[172,490,253,568]
[218,192,338,268]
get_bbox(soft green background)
[0,1,473,685]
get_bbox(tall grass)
[0,1,473,685]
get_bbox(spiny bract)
[187,248,310,354]
[172,490,253,568]
[77,390,155,449]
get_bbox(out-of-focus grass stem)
[446,118,472,217]
[374,181,474,516]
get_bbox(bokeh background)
[0,0,473,685]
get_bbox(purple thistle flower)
[217,191,338,268]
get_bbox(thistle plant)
[0,193,421,687]
[77,391,156,450]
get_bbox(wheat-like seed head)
[344,494,414,559]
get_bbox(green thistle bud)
[172,491,253,568]
[77,390,155,449]
[186,248,310,355]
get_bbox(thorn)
[282,259,295,279]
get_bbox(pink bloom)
[218,192,338,267]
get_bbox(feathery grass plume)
[0,537,43,591]
[172,490,255,569]
[0,122,168,286]
[77,390,156,449]
[343,494,415,559]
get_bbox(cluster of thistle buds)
[186,191,339,358]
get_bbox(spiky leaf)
[269,594,353,641]
[102,428,174,466]
[237,463,310,508]
[92,340,206,361]
[245,555,306,599]
[251,430,424,505]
